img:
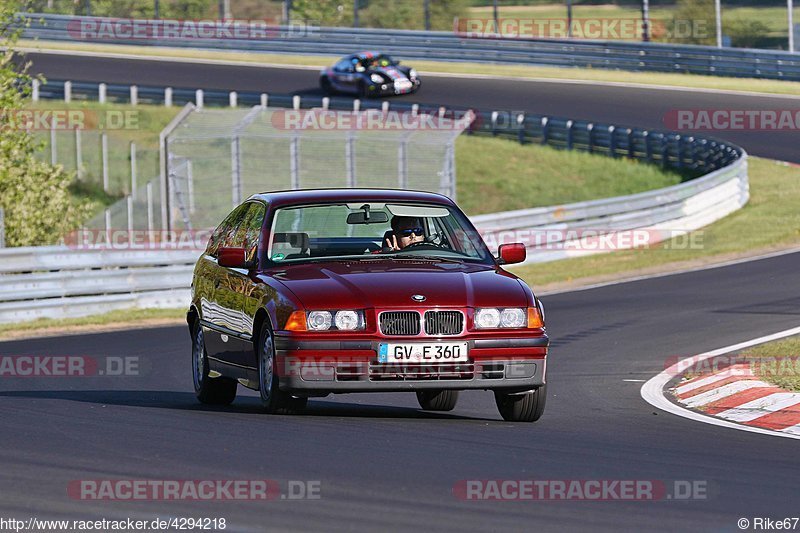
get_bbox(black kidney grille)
[424,311,463,336]
[380,311,421,336]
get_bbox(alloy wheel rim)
[261,334,274,400]
[193,325,205,390]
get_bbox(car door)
[201,203,250,366]
[332,58,358,93]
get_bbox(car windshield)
[267,202,493,265]
[364,55,395,68]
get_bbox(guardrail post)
[438,106,446,119]
[74,127,83,180]
[541,117,549,145]
[196,89,204,108]
[50,124,57,164]
[346,133,356,187]
[675,135,683,168]
[382,101,390,114]
[490,111,498,136]
[517,113,526,144]
[187,160,195,214]
[101,133,109,192]
[229,91,238,108]
[411,104,419,117]
[660,135,669,169]
[130,142,137,194]
[146,181,154,234]
[32,79,39,102]
[127,195,134,246]
[293,95,301,110]
[643,131,652,162]
[608,125,617,157]
[565,120,574,150]
[627,128,635,158]
[587,123,594,152]
[99,82,107,104]
[322,97,330,110]
[64,81,71,103]
[130,85,138,106]
[261,93,268,108]
[353,99,360,112]
[165,87,173,107]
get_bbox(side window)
[233,202,266,262]
[207,203,250,257]
[334,59,353,73]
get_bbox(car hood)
[265,260,528,310]
[372,66,408,81]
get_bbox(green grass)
[510,157,800,289]
[455,135,685,215]
[20,39,800,97]
[740,337,800,392]
[0,307,186,341]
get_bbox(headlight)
[370,73,383,83]
[335,310,363,331]
[307,311,332,331]
[475,308,501,329]
[500,308,526,328]
[475,307,529,329]
[409,68,418,79]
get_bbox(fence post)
[50,124,57,164]
[231,137,242,207]
[187,160,195,214]
[130,85,138,106]
[397,136,408,189]
[104,208,111,237]
[0,208,5,248]
[99,82,107,104]
[165,87,173,107]
[102,133,109,192]
[32,79,39,102]
[75,127,83,180]
[64,80,71,103]
[345,133,356,188]
[130,142,137,194]
[146,181,154,235]
[127,195,134,246]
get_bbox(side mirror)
[498,243,526,265]
[218,247,254,269]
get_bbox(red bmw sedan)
[188,189,549,422]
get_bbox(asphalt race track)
[24,52,800,163]
[1,251,799,531]
[5,51,799,531]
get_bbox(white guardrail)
[0,152,747,324]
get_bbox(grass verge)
[511,157,800,291]
[20,39,800,97]
[739,336,800,392]
[0,308,186,342]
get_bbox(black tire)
[191,320,237,405]
[494,385,547,422]
[416,390,459,412]
[257,322,293,414]
[320,76,332,94]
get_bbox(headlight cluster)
[474,307,542,329]
[370,73,384,83]
[307,310,365,331]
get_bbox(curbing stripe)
[682,380,773,408]
[715,392,800,423]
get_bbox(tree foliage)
[0,2,91,246]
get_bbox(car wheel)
[257,322,292,414]
[416,390,459,411]
[494,385,547,422]
[191,320,237,405]
[320,76,332,94]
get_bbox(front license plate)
[378,342,468,363]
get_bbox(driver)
[384,216,425,251]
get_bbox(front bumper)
[367,78,421,96]
[275,336,547,394]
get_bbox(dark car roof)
[249,188,454,208]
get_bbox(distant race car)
[320,52,421,98]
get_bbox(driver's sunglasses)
[398,227,424,237]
